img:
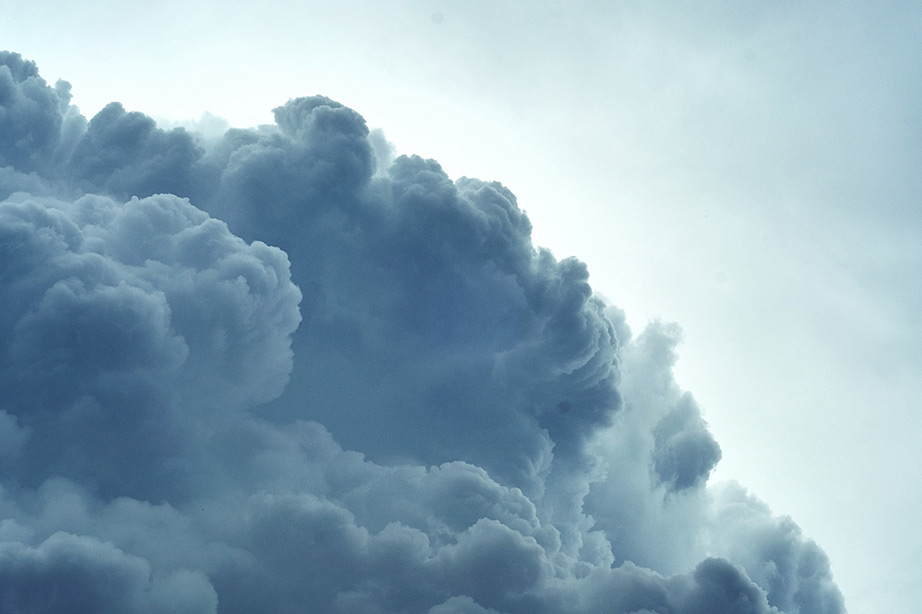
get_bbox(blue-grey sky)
[1,2,920,613]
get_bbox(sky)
[0,1,920,613]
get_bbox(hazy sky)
[1,2,920,613]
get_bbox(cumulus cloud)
[0,532,217,614]
[0,51,844,613]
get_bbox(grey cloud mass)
[0,51,844,613]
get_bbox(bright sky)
[3,2,920,612]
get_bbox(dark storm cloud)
[0,191,301,500]
[65,102,203,199]
[0,52,844,613]
[0,532,217,614]
[190,99,622,504]
[651,394,722,491]
[0,52,84,176]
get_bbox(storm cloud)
[0,51,844,613]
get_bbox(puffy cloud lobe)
[66,102,203,199]
[0,52,845,614]
[158,425,782,614]
[652,393,722,491]
[585,323,841,612]
[10,278,186,381]
[0,192,301,499]
[0,532,217,614]
[0,52,84,176]
[672,558,775,614]
[0,417,797,614]
[208,135,622,500]
[706,484,846,614]
[546,559,776,614]
[428,596,505,614]
[584,323,720,574]
[203,95,375,247]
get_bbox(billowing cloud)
[0,531,217,614]
[0,51,844,613]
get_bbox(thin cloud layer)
[0,51,844,614]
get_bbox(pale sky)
[2,2,920,612]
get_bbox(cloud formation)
[0,51,844,613]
